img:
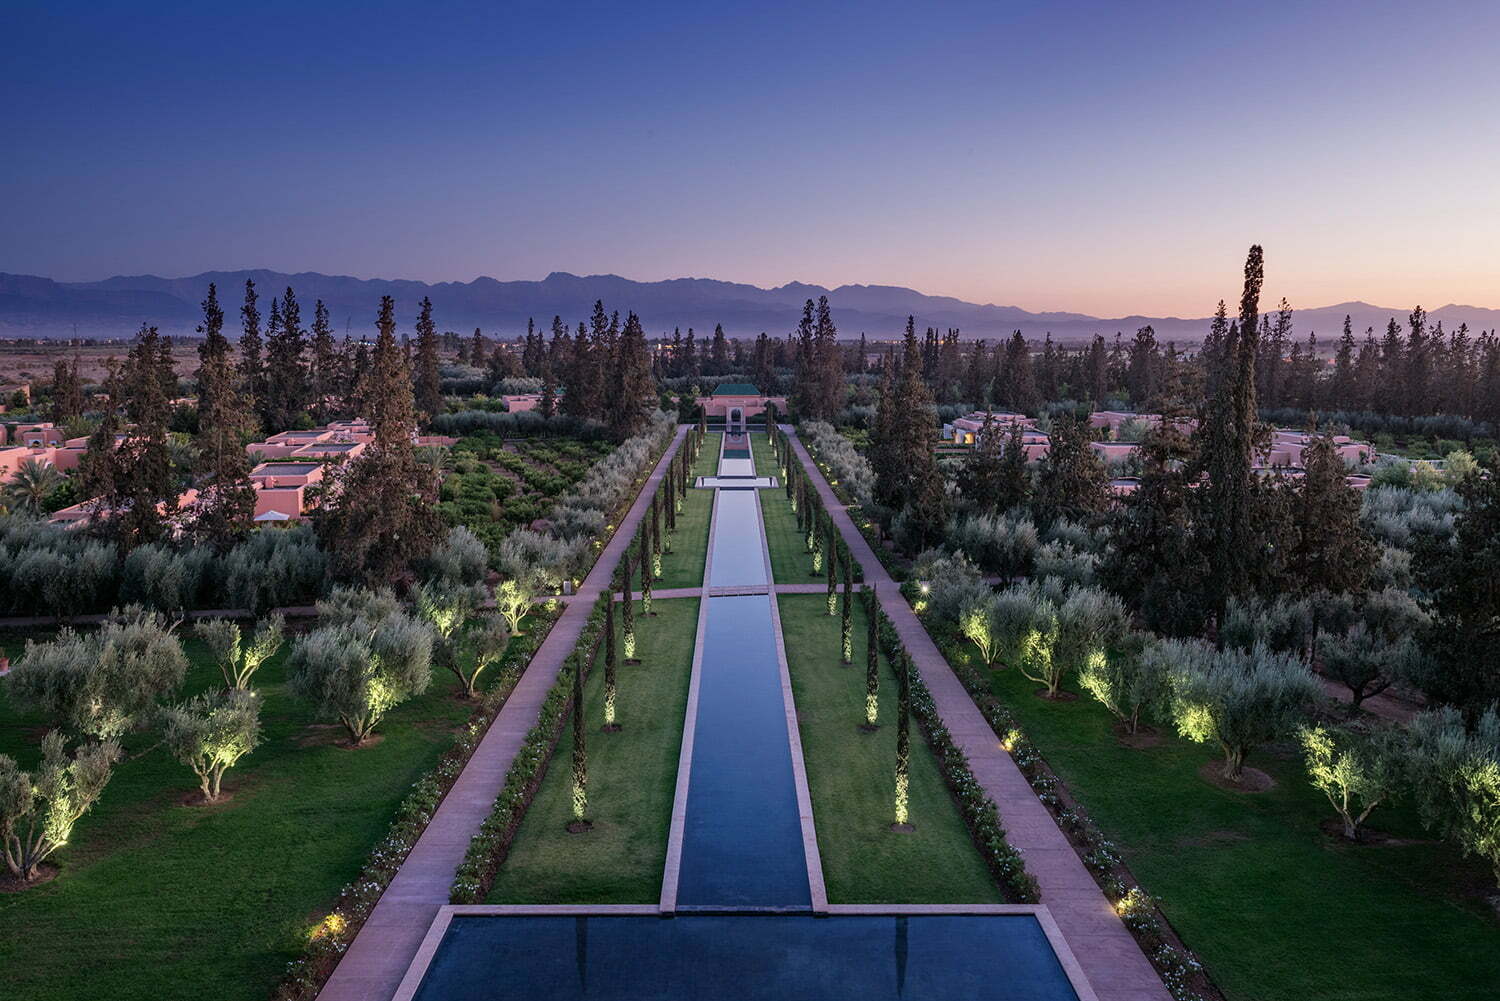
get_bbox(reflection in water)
[708,490,768,588]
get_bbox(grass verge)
[777,594,1003,904]
[485,597,698,903]
[932,635,1500,1001]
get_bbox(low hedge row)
[273,602,564,1001]
[449,594,611,903]
[907,588,1217,1001]
[872,604,1040,903]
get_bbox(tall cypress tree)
[650,493,662,579]
[893,652,912,830]
[317,296,440,583]
[569,657,590,830]
[413,296,443,420]
[640,530,654,616]
[863,589,880,728]
[621,557,637,661]
[263,286,309,430]
[840,556,853,662]
[603,598,620,731]
[192,283,257,551]
[826,520,838,615]
[107,325,177,549]
[238,279,265,424]
[607,312,653,439]
[309,299,338,422]
[1200,245,1265,622]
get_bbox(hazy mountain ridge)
[2,270,1497,345]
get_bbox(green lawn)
[692,432,722,478]
[751,431,779,478]
[657,486,711,590]
[777,595,1004,904]
[928,635,1500,1001]
[486,597,698,903]
[760,484,817,585]
[0,616,544,1001]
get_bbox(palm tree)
[6,458,64,514]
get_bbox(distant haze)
[2,269,1497,347]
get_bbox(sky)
[2,0,1497,318]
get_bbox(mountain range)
[2,270,1497,346]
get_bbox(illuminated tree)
[603,597,620,730]
[1079,638,1171,735]
[569,656,590,830]
[894,652,912,830]
[621,559,637,662]
[959,595,999,668]
[651,493,663,578]
[495,575,536,635]
[640,535,654,616]
[159,689,262,803]
[840,558,853,663]
[1298,724,1402,840]
[287,591,433,745]
[1166,639,1320,782]
[196,614,285,691]
[9,607,188,741]
[0,732,120,883]
[1406,706,1500,887]
[864,589,880,729]
[414,584,512,698]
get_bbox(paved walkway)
[782,428,1171,1001]
[317,426,688,1001]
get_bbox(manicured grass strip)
[0,620,537,1001]
[777,594,1003,904]
[942,638,1500,1001]
[692,432,722,478]
[751,431,779,478]
[657,488,711,590]
[486,597,699,903]
[761,485,815,585]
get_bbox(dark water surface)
[412,913,1080,1001]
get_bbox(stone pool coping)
[391,903,1098,1001]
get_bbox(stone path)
[782,427,1171,1001]
[317,426,688,1001]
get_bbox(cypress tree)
[263,286,309,430]
[413,296,443,420]
[826,520,838,615]
[640,531,654,615]
[1035,411,1110,522]
[103,325,177,550]
[309,300,338,422]
[840,557,853,663]
[651,493,662,579]
[569,657,590,831]
[607,312,653,439]
[317,296,441,583]
[192,283,257,551]
[863,589,880,728]
[603,598,620,731]
[621,558,637,662]
[238,279,265,422]
[893,652,912,830]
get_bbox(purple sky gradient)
[2,0,1496,316]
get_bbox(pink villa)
[1260,429,1374,468]
[947,411,1035,445]
[501,393,557,413]
[696,383,787,432]
[249,461,327,522]
[1088,411,1199,439]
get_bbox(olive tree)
[0,732,120,882]
[959,594,999,668]
[1166,640,1322,782]
[195,614,285,691]
[8,607,188,741]
[287,591,433,746]
[495,575,536,635]
[1298,724,1403,840]
[1052,586,1130,696]
[1079,636,1171,734]
[1406,706,1500,888]
[414,583,511,698]
[159,690,263,803]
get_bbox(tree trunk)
[1222,744,1245,782]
